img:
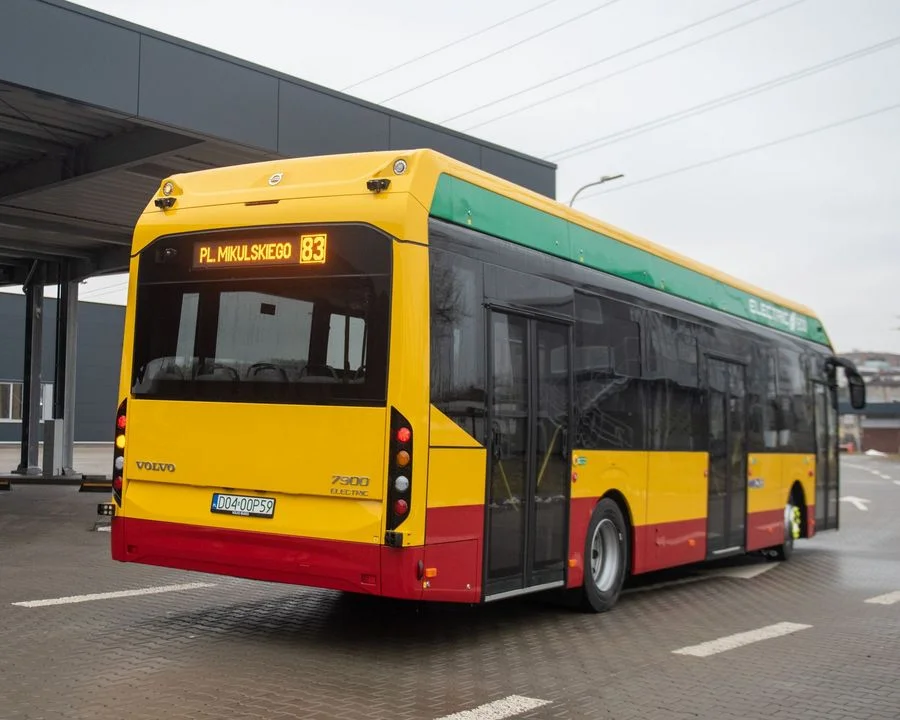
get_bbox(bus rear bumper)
[111,516,425,599]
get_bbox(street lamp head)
[568,173,625,206]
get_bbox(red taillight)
[112,399,127,505]
[386,408,414,544]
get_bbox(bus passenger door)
[706,358,748,557]
[484,310,572,600]
[813,382,840,531]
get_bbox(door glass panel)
[707,359,728,553]
[813,384,828,528]
[532,321,569,577]
[727,363,747,548]
[487,313,528,583]
[707,358,747,554]
[826,388,839,528]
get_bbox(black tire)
[579,498,629,613]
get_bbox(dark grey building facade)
[0,293,123,443]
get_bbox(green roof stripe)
[429,173,829,346]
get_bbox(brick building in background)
[839,351,900,454]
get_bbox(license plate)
[210,493,276,518]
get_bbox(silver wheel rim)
[784,502,802,543]
[590,518,620,593]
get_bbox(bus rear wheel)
[774,495,803,561]
[580,498,629,613]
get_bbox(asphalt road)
[1,455,898,720]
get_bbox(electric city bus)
[101,148,866,612]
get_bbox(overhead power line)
[548,34,900,162]
[80,280,128,300]
[443,0,765,124]
[341,0,563,92]
[460,0,809,132]
[379,0,628,104]
[576,101,900,202]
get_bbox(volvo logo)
[136,461,176,473]
[268,172,283,186]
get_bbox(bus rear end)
[109,202,423,598]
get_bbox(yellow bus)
[102,149,865,611]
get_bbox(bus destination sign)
[193,233,327,268]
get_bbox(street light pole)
[568,174,625,206]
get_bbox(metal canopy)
[0,0,556,286]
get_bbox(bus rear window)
[131,224,391,406]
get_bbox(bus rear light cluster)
[111,399,127,505]
[385,408,413,547]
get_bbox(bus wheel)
[581,498,629,613]
[774,496,802,561]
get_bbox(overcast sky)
[57,0,900,352]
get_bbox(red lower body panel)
[806,503,816,537]
[566,497,595,588]
[632,518,707,574]
[422,504,484,603]
[111,516,424,599]
[746,508,785,551]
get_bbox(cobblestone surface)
[1,456,898,719]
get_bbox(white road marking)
[434,695,551,720]
[12,582,216,608]
[864,591,900,605]
[877,472,892,479]
[893,480,900,487]
[672,622,812,657]
[839,495,870,511]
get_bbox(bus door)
[706,357,748,556]
[813,382,840,530]
[484,309,572,600]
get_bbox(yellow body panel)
[429,406,483,449]
[781,454,816,508]
[426,448,488,509]
[570,450,648,527]
[384,240,431,546]
[120,401,388,542]
[747,454,784,514]
[124,480,383,544]
[125,401,387,499]
[645,453,708,525]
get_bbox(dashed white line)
[893,480,900,487]
[672,622,812,657]
[434,695,551,720]
[877,472,892,479]
[864,591,900,606]
[11,582,216,608]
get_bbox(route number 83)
[299,234,327,265]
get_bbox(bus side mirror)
[826,355,866,410]
[848,370,866,410]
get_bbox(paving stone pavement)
[1,456,898,719]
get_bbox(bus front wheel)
[580,498,629,613]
